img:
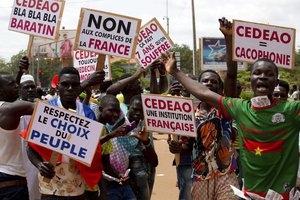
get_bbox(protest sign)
[200,37,244,70]
[233,20,296,69]
[8,0,65,40]
[73,50,98,82]
[135,18,174,68]
[74,50,111,82]
[141,94,196,137]
[74,8,141,59]
[26,101,103,166]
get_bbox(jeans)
[129,156,156,200]
[106,182,136,200]
[176,165,193,200]
[0,172,29,200]
[236,149,243,189]
[85,191,100,200]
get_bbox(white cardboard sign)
[26,101,103,166]
[141,94,196,137]
[233,20,296,69]
[74,8,141,59]
[73,50,98,82]
[73,50,111,82]
[8,0,64,39]
[135,18,174,68]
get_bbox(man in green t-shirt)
[163,18,300,200]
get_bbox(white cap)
[20,74,35,84]
[274,85,280,92]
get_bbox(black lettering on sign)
[87,14,132,35]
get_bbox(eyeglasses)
[59,82,80,89]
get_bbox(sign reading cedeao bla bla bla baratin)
[141,94,196,137]
[26,101,103,166]
[74,8,141,59]
[233,20,296,69]
[8,0,65,39]
[135,18,174,68]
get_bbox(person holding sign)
[164,18,300,199]
[96,94,130,200]
[0,57,35,200]
[127,94,158,200]
[98,94,156,200]
[166,18,240,200]
[167,79,194,200]
[25,67,105,200]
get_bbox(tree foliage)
[0,50,26,74]
[111,59,127,80]
[171,44,193,74]
[35,58,61,87]
[0,58,8,72]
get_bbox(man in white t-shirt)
[0,57,35,200]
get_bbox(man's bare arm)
[165,52,222,109]
[0,100,35,130]
[220,17,238,97]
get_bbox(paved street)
[151,134,178,200]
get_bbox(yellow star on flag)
[255,147,263,156]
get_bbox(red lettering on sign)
[137,23,158,43]
[236,25,291,44]
[88,39,130,56]
[16,0,59,12]
[235,47,291,66]
[10,18,54,36]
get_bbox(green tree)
[111,59,127,80]
[7,50,27,74]
[0,58,9,72]
[171,44,193,74]
[36,58,61,87]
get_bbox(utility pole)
[191,0,197,75]
[163,0,170,34]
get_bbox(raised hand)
[168,81,182,96]
[19,56,30,72]
[149,60,165,73]
[219,17,233,38]
[129,121,149,143]
[163,51,178,75]
[133,66,146,78]
[110,124,130,138]
[85,70,105,86]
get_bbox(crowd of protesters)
[1,17,300,200]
